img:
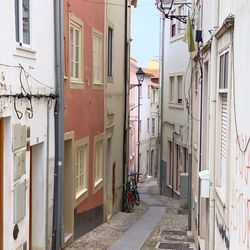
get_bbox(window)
[177,75,183,104]
[170,11,177,38]
[107,27,113,77]
[15,0,30,46]
[195,70,199,94]
[94,138,104,184]
[93,31,103,84]
[169,76,175,103]
[75,139,88,198]
[169,74,184,107]
[219,52,229,90]
[147,118,149,132]
[148,85,150,98]
[152,90,156,102]
[152,118,155,135]
[218,51,229,191]
[70,16,83,84]
[178,5,185,33]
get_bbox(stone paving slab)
[108,206,166,250]
[65,177,196,250]
[65,204,148,250]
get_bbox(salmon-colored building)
[63,0,105,242]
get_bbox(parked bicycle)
[128,172,141,206]
[124,180,135,212]
[123,172,142,212]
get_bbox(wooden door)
[0,119,3,250]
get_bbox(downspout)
[52,0,64,249]
[45,100,51,250]
[159,12,165,195]
[122,0,128,211]
[198,44,203,236]
[172,132,175,197]
[209,0,219,249]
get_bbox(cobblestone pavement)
[65,177,195,250]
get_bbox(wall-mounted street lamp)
[128,67,145,174]
[135,67,145,176]
[156,0,191,24]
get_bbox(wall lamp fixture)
[156,0,191,24]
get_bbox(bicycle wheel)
[133,189,140,206]
[125,194,133,212]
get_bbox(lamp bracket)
[165,14,188,24]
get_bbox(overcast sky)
[131,0,160,68]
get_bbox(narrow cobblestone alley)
[65,178,195,250]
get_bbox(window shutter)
[220,93,228,159]
[219,93,228,190]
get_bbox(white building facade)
[0,1,56,249]
[129,59,159,177]
[158,1,190,197]
[190,0,250,249]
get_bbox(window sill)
[93,82,104,89]
[14,45,36,60]
[107,76,113,83]
[70,81,84,89]
[93,178,103,194]
[170,33,184,43]
[168,103,184,109]
[75,188,88,207]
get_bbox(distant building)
[129,59,159,177]
[159,2,190,197]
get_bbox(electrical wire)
[13,96,23,119]
[20,64,32,94]
[0,63,54,90]
[19,65,29,95]
[231,30,250,152]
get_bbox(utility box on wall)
[199,170,210,198]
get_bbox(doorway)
[0,119,3,250]
[106,138,112,219]
[63,138,74,243]
[30,143,45,249]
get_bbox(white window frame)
[93,29,103,86]
[93,134,104,192]
[216,50,229,194]
[169,73,184,108]
[15,0,31,47]
[107,26,113,79]
[177,75,183,104]
[75,138,89,200]
[152,117,155,135]
[169,75,175,103]
[70,15,84,88]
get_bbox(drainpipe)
[159,13,165,195]
[52,0,64,249]
[45,100,51,250]
[122,0,128,211]
[171,132,175,198]
[208,0,219,249]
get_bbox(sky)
[131,0,160,68]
